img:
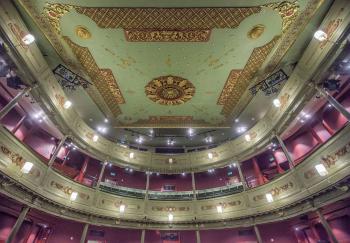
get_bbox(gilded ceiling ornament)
[64,37,124,117]
[124,30,211,42]
[75,26,91,39]
[247,25,265,39]
[44,3,73,34]
[145,76,195,106]
[266,1,300,33]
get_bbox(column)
[48,135,68,167]
[96,161,107,188]
[253,225,263,243]
[275,134,294,169]
[145,172,150,199]
[140,229,145,243]
[11,115,26,134]
[80,223,89,243]
[75,156,89,183]
[191,172,197,199]
[0,86,31,120]
[316,86,350,121]
[236,162,248,190]
[316,209,339,243]
[196,230,201,243]
[252,158,264,185]
[5,206,30,243]
[271,153,284,174]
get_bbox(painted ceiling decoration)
[17,0,324,128]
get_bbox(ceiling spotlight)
[21,33,35,45]
[119,204,126,213]
[21,161,33,174]
[92,134,99,142]
[104,118,109,123]
[244,134,251,142]
[234,118,239,123]
[188,128,194,136]
[265,193,274,203]
[181,172,186,176]
[168,213,174,222]
[273,98,281,108]
[97,126,107,134]
[70,191,78,201]
[314,30,328,42]
[149,129,154,134]
[315,164,328,176]
[205,136,213,143]
[208,168,215,173]
[216,205,223,213]
[208,152,213,159]
[63,100,72,109]
[236,126,247,133]
[136,136,143,144]
[167,139,175,146]
[129,152,134,159]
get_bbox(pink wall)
[87,225,141,243]
[285,130,319,163]
[200,228,257,243]
[259,222,297,242]
[195,166,239,190]
[103,164,146,189]
[145,230,196,243]
[23,130,56,160]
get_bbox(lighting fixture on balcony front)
[119,204,126,213]
[70,191,78,201]
[63,100,72,109]
[265,193,274,203]
[92,134,99,142]
[21,33,35,45]
[208,152,213,159]
[273,98,281,107]
[314,30,328,42]
[244,134,251,142]
[315,164,328,176]
[168,213,174,221]
[21,162,33,174]
[168,158,173,164]
[129,152,134,159]
[216,205,223,213]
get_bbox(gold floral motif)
[219,37,280,116]
[44,3,73,34]
[75,26,91,39]
[64,37,124,117]
[145,75,195,106]
[124,30,211,42]
[201,200,241,211]
[50,181,90,200]
[265,1,300,33]
[247,25,265,39]
[253,181,294,201]
[319,18,342,49]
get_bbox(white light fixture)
[70,191,78,201]
[188,128,194,136]
[119,204,126,213]
[265,193,274,203]
[234,118,239,123]
[208,152,213,159]
[168,158,173,164]
[273,98,281,108]
[92,134,99,142]
[314,30,328,42]
[21,33,35,45]
[136,136,143,144]
[21,162,33,174]
[216,205,223,213]
[63,100,72,109]
[244,134,251,142]
[97,126,107,134]
[315,164,328,176]
[181,172,186,176]
[104,118,109,123]
[168,213,174,221]
[129,152,134,159]
[236,126,247,133]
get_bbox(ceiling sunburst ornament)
[248,25,265,39]
[75,26,91,39]
[145,75,195,105]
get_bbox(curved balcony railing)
[196,183,244,200]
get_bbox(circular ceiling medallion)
[145,75,195,105]
[247,24,265,39]
[75,26,91,39]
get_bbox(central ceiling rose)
[145,75,195,105]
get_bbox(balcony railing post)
[5,206,30,243]
[96,161,107,188]
[316,209,339,243]
[196,230,201,243]
[141,229,145,243]
[145,172,150,200]
[80,223,89,243]
[236,162,248,190]
[275,134,294,170]
[316,86,350,121]
[0,86,32,120]
[191,172,197,199]
[48,135,68,168]
[253,224,263,243]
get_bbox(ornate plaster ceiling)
[14,0,323,129]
